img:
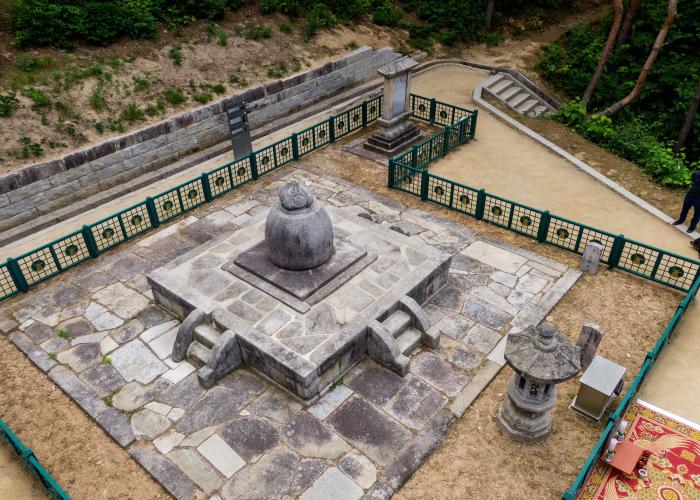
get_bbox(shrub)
[240,21,272,40]
[145,104,158,116]
[95,121,104,133]
[120,102,145,122]
[169,45,183,65]
[192,92,212,104]
[278,21,294,34]
[22,87,50,110]
[303,4,335,42]
[164,88,186,105]
[0,93,20,117]
[90,84,106,111]
[372,0,402,27]
[132,75,150,92]
[483,31,504,47]
[554,101,694,187]
[228,73,247,86]
[17,56,39,72]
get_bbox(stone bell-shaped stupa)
[265,181,334,270]
[497,322,580,443]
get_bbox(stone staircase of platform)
[173,309,242,388]
[367,296,439,376]
[482,73,555,117]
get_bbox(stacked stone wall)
[0,46,399,233]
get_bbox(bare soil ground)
[0,435,46,499]
[0,5,401,173]
[0,334,169,499]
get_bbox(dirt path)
[410,62,700,431]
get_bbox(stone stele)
[365,56,420,155]
[497,322,580,443]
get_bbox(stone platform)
[3,164,581,500]
[147,201,451,402]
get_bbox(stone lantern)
[497,322,580,443]
[365,56,420,154]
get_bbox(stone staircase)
[173,310,242,388]
[187,323,221,366]
[482,73,555,117]
[367,296,439,376]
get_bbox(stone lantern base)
[364,111,420,155]
[496,376,557,443]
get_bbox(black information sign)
[226,102,252,159]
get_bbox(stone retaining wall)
[0,46,399,233]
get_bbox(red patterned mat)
[579,402,700,499]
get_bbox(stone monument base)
[365,112,421,155]
[496,379,557,443]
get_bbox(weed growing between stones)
[102,356,111,365]
[57,329,69,339]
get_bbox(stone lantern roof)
[504,322,580,384]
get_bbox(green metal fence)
[0,93,477,304]
[0,419,69,499]
[386,113,700,499]
[388,162,700,293]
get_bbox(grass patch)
[0,92,20,118]
[132,75,150,92]
[169,45,183,65]
[90,84,106,111]
[120,102,145,122]
[267,62,287,78]
[278,21,294,34]
[192,92,212,104]
[240,21,272,40]
[57,329,69,339]
[102,395,113,407]
[228,73,247,86]
[164,88,186,105]
[102,355,111,365]
[22,87,51,110]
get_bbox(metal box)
[570,355,626,421]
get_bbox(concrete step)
[507,92,530,108]
[499,86,520,100]
[530,105,549,117]
[483,73,506,88]
[490,79,513,95]
[188,341,211,367]
[384,310,412,338]
[517,99,539,114]
[397,328,422,356]
[194,324,221,349]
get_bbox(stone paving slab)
[2,164,581,499]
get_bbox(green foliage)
[482,31,503,46]
[538,2,700,164]
[164,88,186,105]
[169,45,184,65]
[278,21,294,33]
[120,102,145,122]
[95,121,105,134]
[102,395,113,407]
[267,63,287,78]
[132,75,150,92]
[372,0,402,27]
[57,329,69,339]
[206,22,229,45]
[554,101,694,187]
[0,92,20,118]
[192,92,213,104]
[240,21,272,40]
[90,84,106,111]
[102,355,111,365]
[303,4,335,42]
[228,72,247,86]
[22,87,50,110]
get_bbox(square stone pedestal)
[364,111,421,155]
[147,205,451,403]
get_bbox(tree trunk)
[581,0,624,108]
[602,0,678,117]
[616,0,640,48]
[674,77,700,154]
[485,0,495,31]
